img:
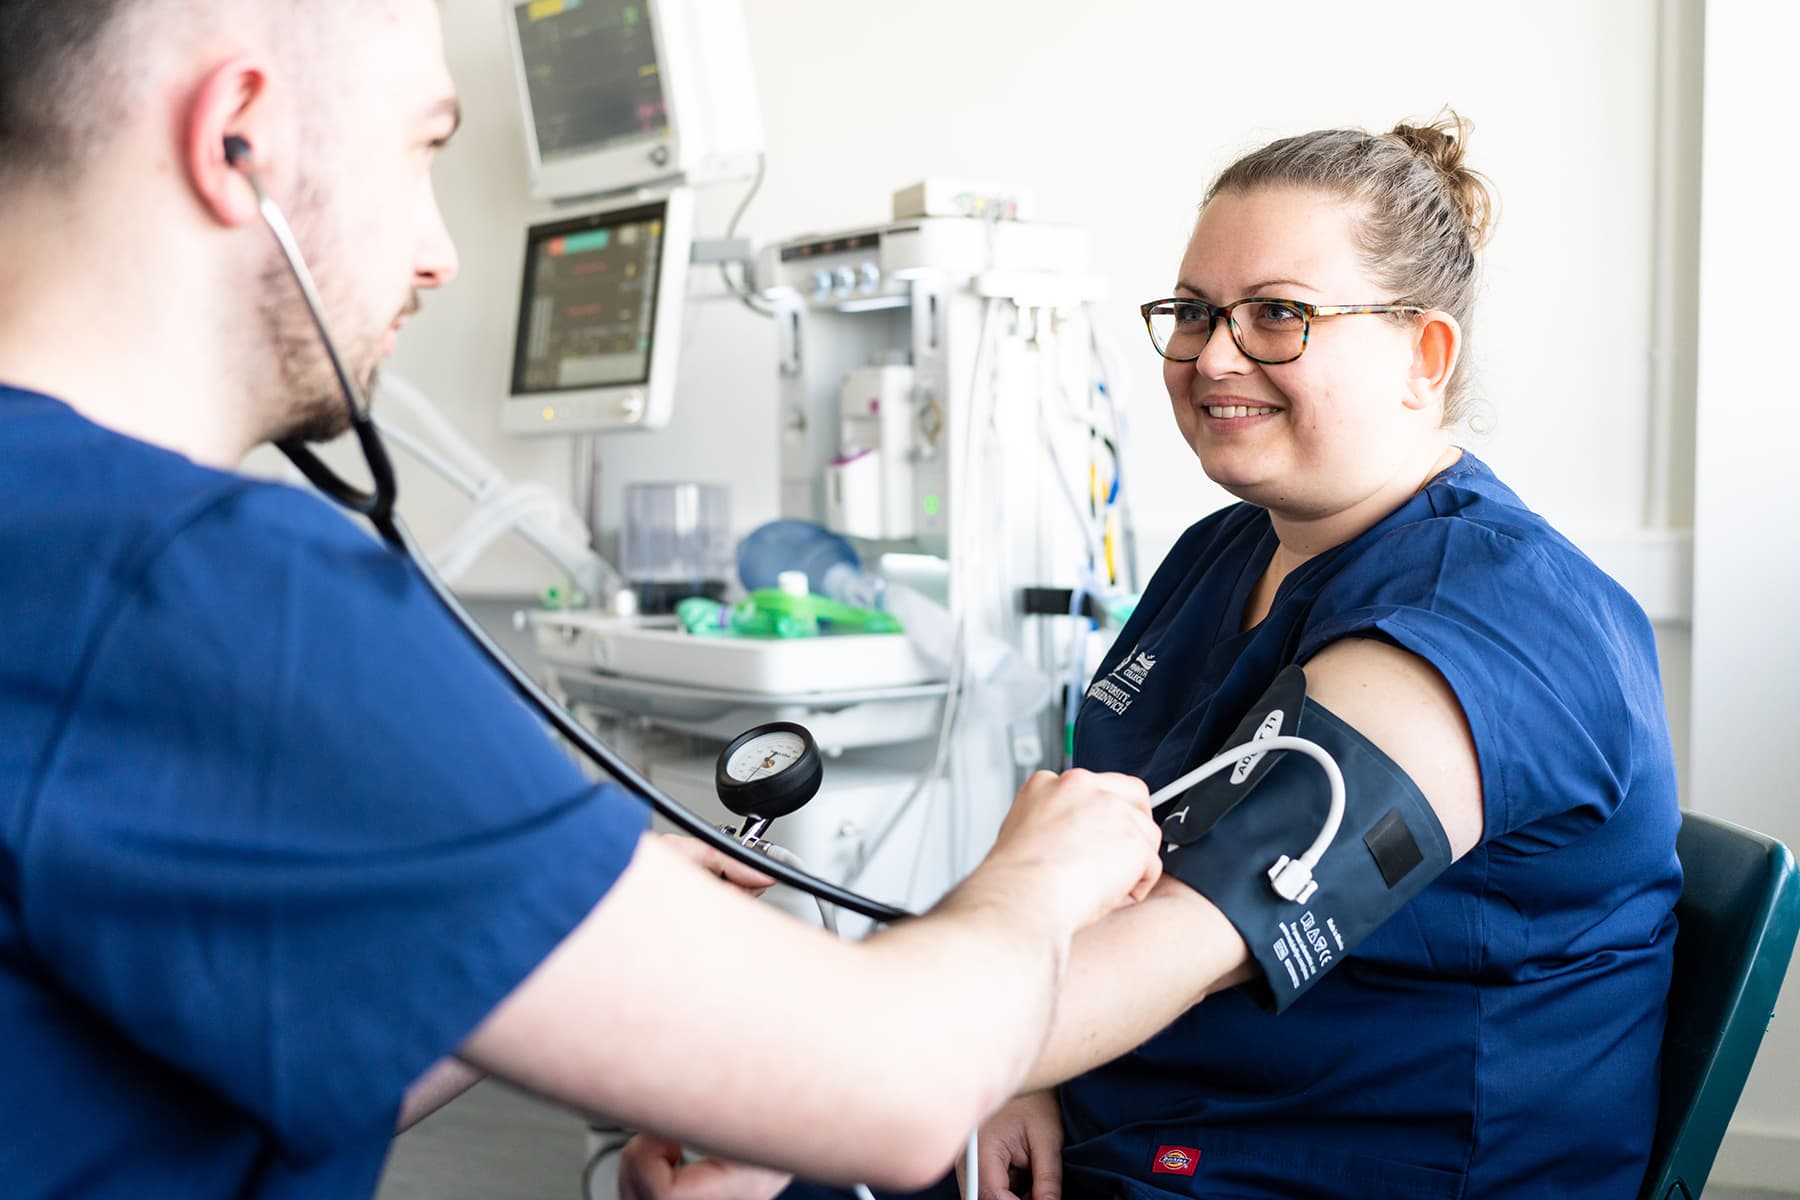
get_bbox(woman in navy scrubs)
[626,113,1681,1200]
[980,112,1683,1200]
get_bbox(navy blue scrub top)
[0,385,649,1198]
[1063,452,1681,1199]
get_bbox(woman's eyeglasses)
[1140,296,1423,365]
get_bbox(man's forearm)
[460,839,1087,1190]
[858,860,1074,1130]
[1022,878,1252,1092]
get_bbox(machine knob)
[859,261,881,290]
[833,266,857,294]
[811,269,833,297]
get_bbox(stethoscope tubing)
[232,142,912,923]
[395,513,915,923]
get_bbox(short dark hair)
[0,0,135,187]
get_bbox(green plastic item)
[1104,592,1140,627]
[540,584,588,612]
[673,591,903,640]
[675,596,812,639]
[745,589,903,634]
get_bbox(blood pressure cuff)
[1158,665,1453,1013]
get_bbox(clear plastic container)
[622,483,732,613]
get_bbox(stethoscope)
[225,136,1347,923]
[224,135,914,924]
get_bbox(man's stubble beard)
[254,192,385,446]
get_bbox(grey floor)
[378,1081,594,1199]
[378,1083,1798,1200]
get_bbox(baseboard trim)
[1713,1124,1800,1190]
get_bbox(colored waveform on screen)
[519,213,662,392]
[516,0,664,159]
[527,0,588,21]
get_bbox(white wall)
[1690,0,1800,1185]
[391,0,1694,594]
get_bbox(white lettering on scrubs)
[1086,644,1159,717]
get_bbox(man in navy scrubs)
[0,3,1169,1196]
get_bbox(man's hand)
[619,1133,793,1200]
[979,769,1162,933]
[657,833,776,897]
[958,1091,1063,1200]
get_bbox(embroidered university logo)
[1152,1145,1201,1176]
[1085,643,1160,717]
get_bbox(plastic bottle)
[818,561,890,617]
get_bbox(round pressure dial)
[715,721,824,838]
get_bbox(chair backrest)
[1639,810,1800,1200]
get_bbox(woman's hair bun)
[1387,110,1497,250]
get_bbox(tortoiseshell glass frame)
[1139,297,1425,365]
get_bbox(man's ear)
[183,56,276,226]
[1404,310,1461,413]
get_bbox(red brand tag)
[1152,1145,1201,1176]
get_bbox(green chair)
[1639,811,1800,1200]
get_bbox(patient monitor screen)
[512,203,668,394]
[513,0,669,162]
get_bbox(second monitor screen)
[513,0,669,162]
[513,203,668,394]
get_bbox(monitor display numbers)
[515,0,669,161]
[506,188,689,433]
[516,215,664,393]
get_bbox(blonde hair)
[1205,111,1498,426]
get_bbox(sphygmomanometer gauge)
[715,721,824,843]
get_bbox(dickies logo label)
[1152,1145,1200,1176]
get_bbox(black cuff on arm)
[1158,668,1453,1012]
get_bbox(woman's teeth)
[1204,405,1278,418]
